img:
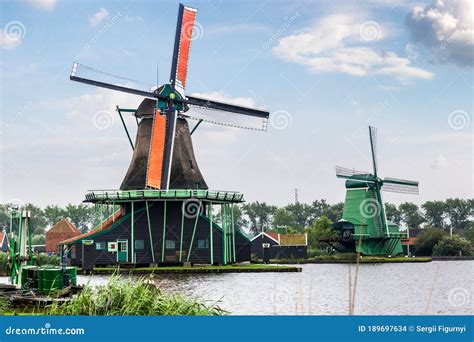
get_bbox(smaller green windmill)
[334,126,419,255]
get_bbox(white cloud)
[24,0,56,11]
[273,14,433,80]
[89,8,109,27]
[0,30,23,50]
[406,0,474,66]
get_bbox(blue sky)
[0,0,472,208]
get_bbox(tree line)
[1,198,472,247]
[0,203,113,244]
[239,198,473,235]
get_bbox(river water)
[77,261,473,315]
[3,261,472,315]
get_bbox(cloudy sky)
[0,0,472,208]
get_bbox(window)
[197,239,209,249]
[165,240,176,249]
[96,242,105,250]
[135,240,144,250]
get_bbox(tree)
[385,203,402,225]
[445,198,473,230]
[322,202,344,222]
[307,199,331,224]
[32,234,45,245]
[65,204,96,233]
[415,227,446,256]
[24,203,47,235]
[214,205,248,230]
[399,202,424,229]
[305,215,336,251]
[465,222,474,244]
[422,200,447,229]
[44,205,66,227]
[432,235,471,256]
[272,202,312,232]
[242,202,277,235]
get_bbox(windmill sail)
[170,4,198,97]
[383,177,419,195]
[335,166,371,178]
[184,101,268,131]
[369,126,378,176]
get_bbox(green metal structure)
[334,126,419,255]
[8,207,77,292]
[8,208,32,286]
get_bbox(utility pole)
[295,188,299,204]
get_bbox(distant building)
[251,231,307,261]
[0,230,9,252]
[46,219,81,254]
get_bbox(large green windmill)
[334,126,419,255]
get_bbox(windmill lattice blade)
[183,105,268,131]
[383,177,419,194]
[382,183,419,195]
[369,126,378,176]
[335,166,370,178]
[186,95,269,118]
[169,4,198,97]
[70,62,158,99]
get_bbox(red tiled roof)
[46,219,81,253]
[61,209,124,245]
[266,231,279,241]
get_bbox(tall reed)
[48,275,225,316]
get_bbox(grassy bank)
[262,255,432,264]
[80,264,301,275]
[1,275,225,316]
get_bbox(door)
[117,240,128,262]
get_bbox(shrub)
[432,235,472,256]
[414,227,446,256]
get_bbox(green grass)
[309,255,432,263]
[80,264,300,274]
[264,255,432,264]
